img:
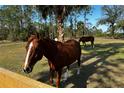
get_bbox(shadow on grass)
[33,42,124,88]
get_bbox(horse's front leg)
[49,68,55,85]
[48,60,55,85]
[91,41,94,48]
[56,69,62,88]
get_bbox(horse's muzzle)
[23,67,32,73]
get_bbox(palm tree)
[116,20,124,36]
[97,5,123,37]
[77,21,85,36]
[36,5,91,42]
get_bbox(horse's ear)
[35,32,39,39]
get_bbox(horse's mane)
[42,38,59,48]
[26,35,67,51]
[28,35,38,42]
[26,35,38,49]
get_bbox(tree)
[36,5,91,42]
[0,6,22,41]
[36,6,71,42]
[97,5,124,37]
[116,20,124,36]
[0,5,92,41]
[92,26,104,37]
[0,5,34,41]
[77,21,85,37]
[79,6,92,36]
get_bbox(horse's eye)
[35,49,38,58]
[35,54,38,58]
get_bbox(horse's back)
[79,36,94,42]
[88,36,94,41]
[56,39,81,64]
[64,39,79,46]
[59,39,81,58]
[65,39,80,50]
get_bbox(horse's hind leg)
[77,58,81,75]
[56,69,62,87]
[63,66,69,81]
[49,68,55,85]
[91,41,94,48]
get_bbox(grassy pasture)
[0,38,124,88]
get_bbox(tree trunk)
[57,17,64,42]
[82,30,85,36]
[74,16,77,38]
[111,25,115,38]
[49,15,55,40]
[83,13,86,36]
[122,26,124,36]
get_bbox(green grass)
[0,38,124,88]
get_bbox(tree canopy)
[1,5,124,41]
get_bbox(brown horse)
[23,35,81,87]
[79,36,94,48]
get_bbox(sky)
[65,5,108,32]
[81,5,108,32]
[90,5,108,32]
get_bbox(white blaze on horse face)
[24,42,33,69]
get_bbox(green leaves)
[97,5,124,37]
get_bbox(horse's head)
[23,35,43,73]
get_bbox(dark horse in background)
[23,34,81,87]
[79,36,94,48]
